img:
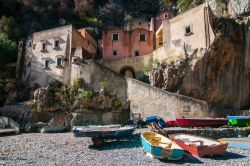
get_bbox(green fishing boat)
[228,118,250,127]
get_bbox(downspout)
[204,6,210,48]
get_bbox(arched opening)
[119,66,136,78]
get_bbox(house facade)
[154,11,175,49]
[17,25,97,86]
[101,19,154,60]
[100,3,216,80]
[156,3,215,57]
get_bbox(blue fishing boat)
[226,116,250,120]
[141,131,184,160]
[72,125,134,146]
[219,137,250,150]
[146,116,167,127]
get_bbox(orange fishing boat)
[169,133,228,158]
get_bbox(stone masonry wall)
[126,78,209,120]
[71,60,210,120]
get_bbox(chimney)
[149,17,154,32]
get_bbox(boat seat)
[159,142,171,148]
[189,140,204,145]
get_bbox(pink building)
[100,12,175,60]
[101,20,154,60]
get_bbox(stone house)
[17,25,97,87]
[100,19,154,60]
[155,3,215,57]
[99,3,216,80]
[154,11,175,49]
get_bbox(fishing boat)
[219,137,250,150]
[146,116,167,127]
[176,118,228,127]
[228,118,250,127]
[141,131,184,160]
[0,128,18,135]
[169,133,228,158]
[226,116,250,120]
[166,120,178,127]
[0,116,20,135]
[72,125,134,146]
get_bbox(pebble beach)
[0,132,249,166]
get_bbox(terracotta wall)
[155,11,175,31]
[102,28,154,60]
[78,28,97,56]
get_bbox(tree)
[98,2,124,28]
[162,0,177,10]
[0,33,17,64]
[124,14,133,23]
[177,0,204,12]
[0,16,22,41]
[74,0,96,16]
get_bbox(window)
[112,50,117,56]
[45,59,50,69]
[112,33,119,41]
[135,51,140,56]
[42,43,46,51]
[57,57,63,67]
[54,40,59,48]
[164,14,168,18]
[140,34,146,41]
[139,22,142,25]
[185,25,193,36]
[33,44,36,50]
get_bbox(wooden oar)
[0,128,16,134]
[220,139,250,143]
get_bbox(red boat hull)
[176,118,228,127]
[169,134,228,158]
[166,120,178,127]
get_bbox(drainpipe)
[204,6,210,48]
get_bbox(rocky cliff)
[149,18,250,109]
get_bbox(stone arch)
[119,66,136,78]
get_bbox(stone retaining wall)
[71,60,210,120]
[126,78,209,120]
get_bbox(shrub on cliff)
[0,77,6,106]
[0,33,17,64]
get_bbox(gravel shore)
[0,131,249,166]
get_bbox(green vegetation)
[144,57,154,72]
[99,79,108,89]
[0,77,6,106]
[71,78,84,91]
[0,32,17,64]
[60,86,71,107]
[113,98,122,110]
[176,0,204,12]
[0,16,20,64]
[78,89,93,100]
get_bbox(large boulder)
[4,82,17,105]
[31,86,62,113]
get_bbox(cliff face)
[149,18,250,109]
